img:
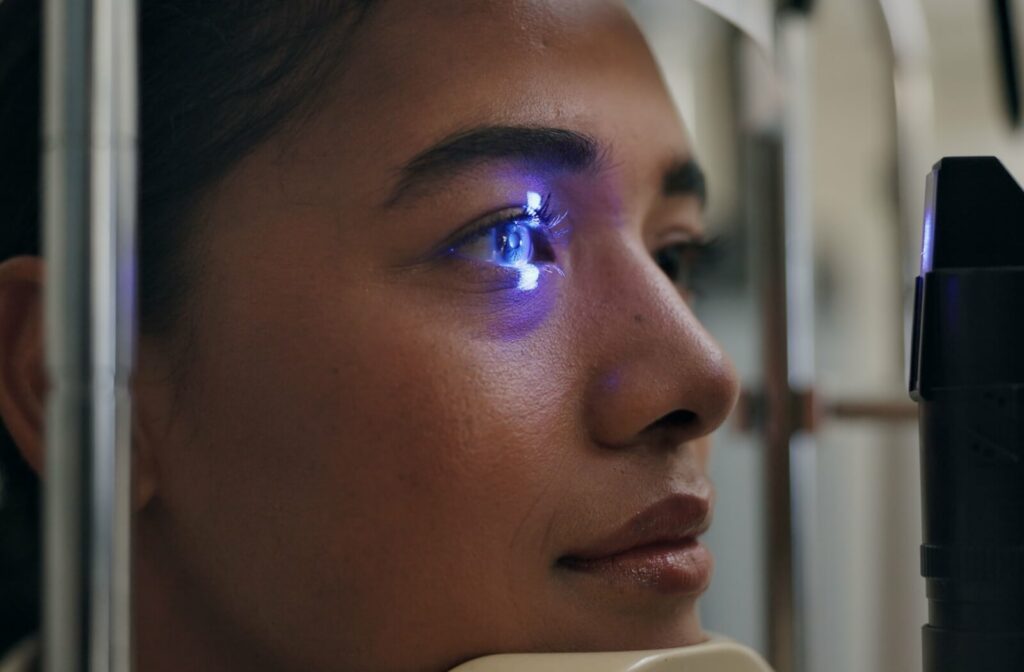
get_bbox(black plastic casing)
[910,157,1024,671]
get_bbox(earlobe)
[131,391,163,511]
[131,339,182,512]
[0,255,47,475]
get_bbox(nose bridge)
[575,232,738,448]
[584,234,709,361]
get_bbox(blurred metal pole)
[757,130,798,672]
[877,0,935,365]
[759,9,817,672]
[779,16,816,672]
[110,2,139,669]
[735,21,802,672]
[43,0,138,670]
[877,4,935,671]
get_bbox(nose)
[578,236,739,451]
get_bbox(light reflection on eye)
[517,263,540,291]
[450,191,562,292]
[459,220,537,269]
[526,190,542,214]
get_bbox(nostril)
[653,409,698,430]
[640,409,700,447]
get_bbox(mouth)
[556,493,713,595]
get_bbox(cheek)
[160,278,582,656]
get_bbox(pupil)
[498,224,531,265]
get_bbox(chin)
[553,610,707,653]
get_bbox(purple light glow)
[526,190,542,215]
[517,264,540,291]
[921,169,938,273]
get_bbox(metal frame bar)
[43,1,138,670]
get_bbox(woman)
[0,1,739,670]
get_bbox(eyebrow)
[663,157,707,205]
[385,125,606,207]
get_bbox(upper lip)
[560,492,712,562]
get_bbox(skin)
[0,1,739,671]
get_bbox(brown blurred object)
[733,389,917,433]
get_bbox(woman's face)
[135,1,739,670]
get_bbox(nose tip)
[586,353,739,451]
[578,234,740,452]
[581,305,740,451]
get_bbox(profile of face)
[0,1,740,670]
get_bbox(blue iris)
[450,191,560,293]
[495,222,533,266]
[462,220,536,269]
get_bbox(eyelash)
[446,194,566,267]
[442,195,711,297]
[652,237,716,294]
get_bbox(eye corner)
[651,232,718,292]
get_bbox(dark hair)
[0,0,375,653]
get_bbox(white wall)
[807,2,925,671]
[631,2,1021,670]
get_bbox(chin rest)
[449,638,773,672]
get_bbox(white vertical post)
[43,0,138,670]
[777,12,816,672]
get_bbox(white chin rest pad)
[448,639,773,672]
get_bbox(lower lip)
[559,539,713,595]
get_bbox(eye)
[448,194,563,272]
[653,238,713,293]
[457,219,546,269]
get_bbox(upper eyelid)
[649,225,707,249]
[445,198,559,253]
[446,206,537,250]
[412,205,526,263]
[653,236,714,252]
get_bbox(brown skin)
[0,1,739,671]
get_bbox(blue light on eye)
[496,222,533,266]
[517,264,540,291]
[450,190,560,295]
[526,190,542,215]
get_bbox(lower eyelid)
[447,259,531,293]
[447,251,568,294]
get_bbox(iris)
[458,219,541,291]
[449,191,562,292]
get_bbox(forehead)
[346,0,653,94]
[262,0,691,200]
[210,0,696,231]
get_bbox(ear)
[0,255,46,475]
[0,255,164,511]
[131,340,176,511]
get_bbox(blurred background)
[2,1,1019,670]
[625,1,1024,671]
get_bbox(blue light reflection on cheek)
[516,264,541,291]
[512,190,549,294]
[480,189,564,340]
[485,269,559,341]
